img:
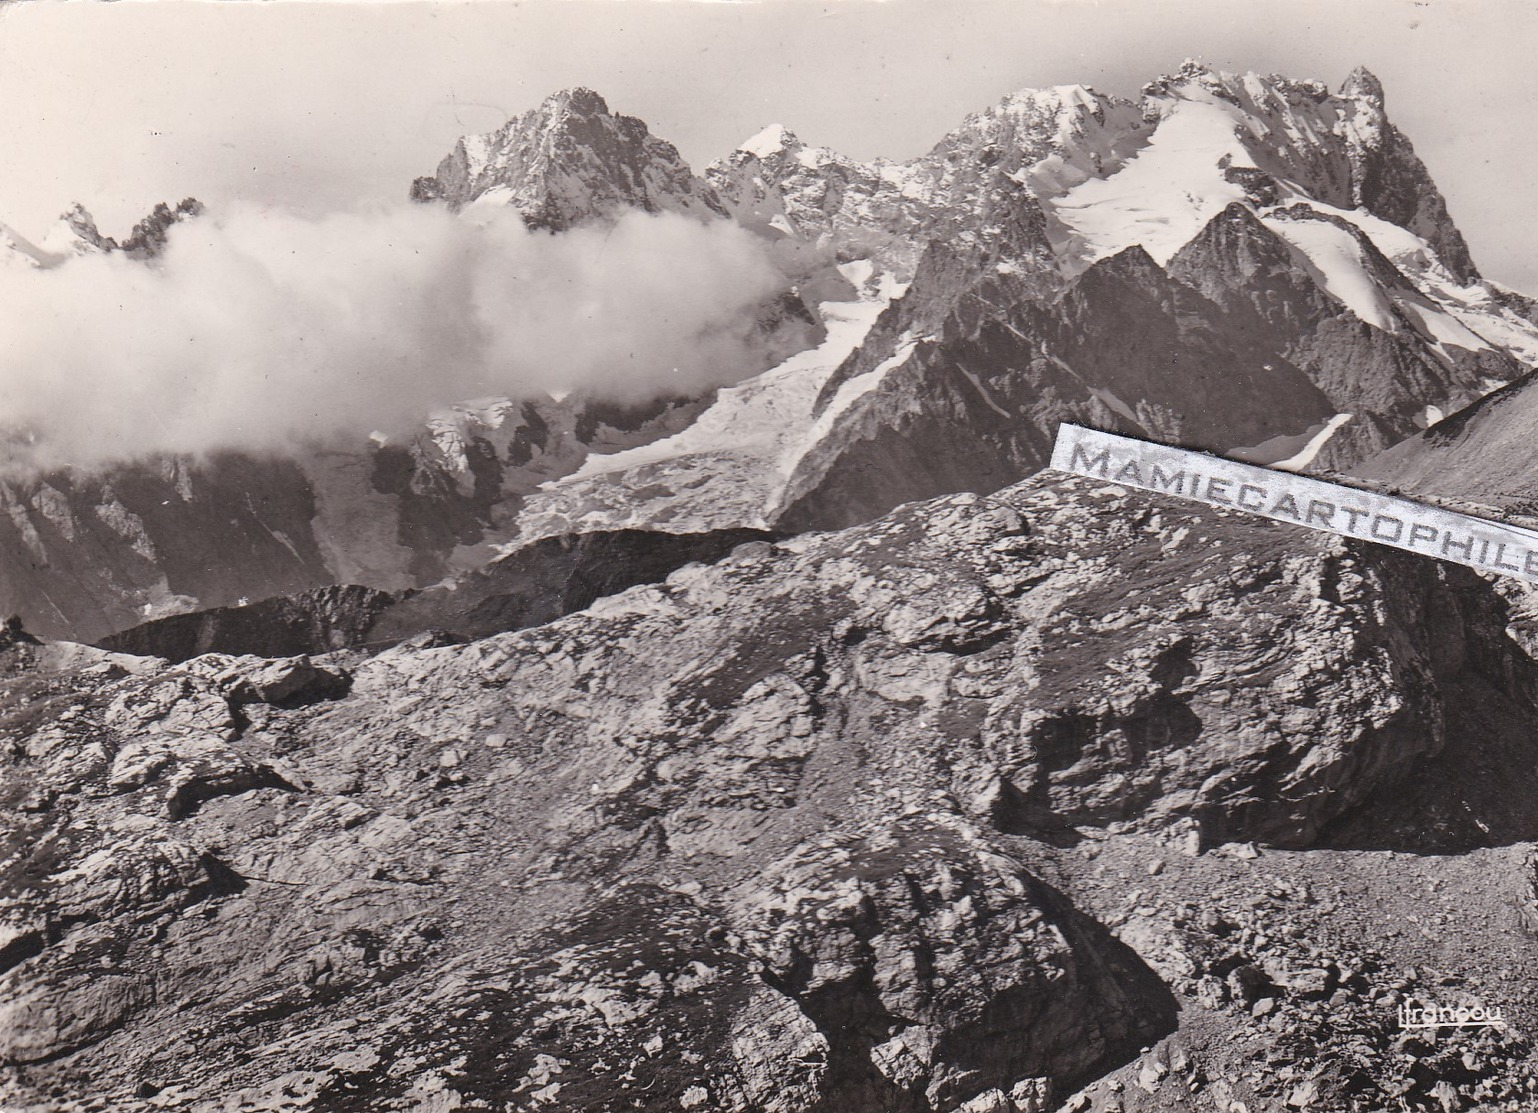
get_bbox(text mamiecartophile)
[1051,424,1538,582]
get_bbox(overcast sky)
[3,0,1536,287]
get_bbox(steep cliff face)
[770,234,1343,532]
[5,475,1538,1111]
[1166,203,1519,465]
[410,88,726,228]
[0,455,335,643]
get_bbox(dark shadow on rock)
[1289,559,1538,855]
[97,585,395,665]
[988,777,1084,848]
[365,527,777,648]
[98,528,777,663]
[754,851,1179,1113]
[165,767,299,821]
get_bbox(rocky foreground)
[4,475,1538,1112]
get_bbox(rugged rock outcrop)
[5,474,1538,1110]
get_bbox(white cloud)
[0,203,786,470]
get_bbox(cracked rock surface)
[4,474,1538,1111]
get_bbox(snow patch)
[1396,297,1492,352]
[1270,413,1353,472]
[466,185,517,210]
[740,124,793,160]
[1262,216,1397,331]
[0,222,61,269]
[1088,387,1140,425]
[461,133,495,179]
[514,269,908,539]
[1049,99,1254,267]
[794,332,919,460]
[958,366,1012,419]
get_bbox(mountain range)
[6,61,1538,1113]
[5,61,1538,642]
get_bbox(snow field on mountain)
[1049,100,1256,267]
[1262,216,1399,330]
[0,223,59,269]
[558,264,902,485]
[511,263,908,538]
[1294,199,1511,355]
[1272,412,1355,470]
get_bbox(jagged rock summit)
[410,86,726,229]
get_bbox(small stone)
[679,1085,710,1109]
[1286,1079,1318,1108]
[1183,830,1203,857]
[1251,997,1278,1018]
[438,749,462,768]
[485,733,507,749]
[1147,859,1166,876]
[1274,967,1332,997]
[1008,1077,1052,1113]
[1227,964,1271,1007]
[1195,975,1228,1008]
[1430,1080,1460,1112]
[1235,842,1260,860]
[956,1088,1010,1113]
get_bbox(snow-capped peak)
[738,123,801,160]
[412,87,726,227]
[1339,65,1385,105]
[546,86,611,117]
[37,204,113,258]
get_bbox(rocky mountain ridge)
[0,392,737,643]
[0,200,204,268]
